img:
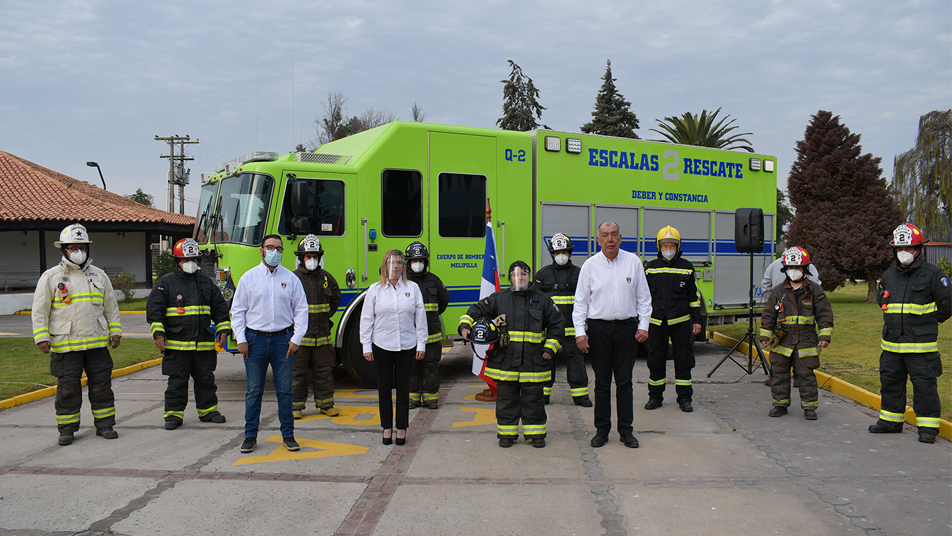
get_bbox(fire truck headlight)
[544,136,561,152]
[566,138,582,154]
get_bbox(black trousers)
[544,337,590,399]
[409,341,442,402]
[162,349,219,422]
[50,347,116,433]
[496,381,546,438]
[588,318,638,436]
[373,344,413,430]
[647,319,695,403]
[877,350,942,433]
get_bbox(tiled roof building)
[0,151,193,231]
[0,151,195,290]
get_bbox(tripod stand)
[707,252,772,378]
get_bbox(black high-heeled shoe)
[395,429,406,446]
[382,429,393,445]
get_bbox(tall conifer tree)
[497,60,546,132]
[786,111,902,301]
[580,60,639,138]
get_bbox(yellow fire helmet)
[656,225,681,251]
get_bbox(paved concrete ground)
[0,335,949,536]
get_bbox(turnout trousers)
[544,337,589,400]
[292,344,336,411]
[162,349,219,423]
[588,318,638,437]
[874,350,942,435]
[50,347,116,433]
[769,348,819,410]
[409,341,442,405]
[495,380,546,439]
[646,319,695,403]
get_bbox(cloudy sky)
[1,0,949,217]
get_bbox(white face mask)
[411,261,425,274]
[897,251,915,266]
[786,268,804,282]
[181,261,199,274]
[68,250,86,265]
[305,258,320,271]
[661,249,676,261]
[554,254,569,266]
[386,256,403,280]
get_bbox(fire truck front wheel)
[339,300,378,388]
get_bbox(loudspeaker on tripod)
[734,208,764,253]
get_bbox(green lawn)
[0,338,161,401]
[713,282,951,421]
[117,297,148,311]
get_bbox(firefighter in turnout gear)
[869,224,951,443]
[292,235,342,419]
[644,226,703,413]
[405,242,450,409]
[459,261,564,448]
[32,224,122,445]
[759,247,833,420]
[148,238,231,430]
[534,233,592,407]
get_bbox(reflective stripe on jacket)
[32,258,121,352]
[408,271,450,340]
[759,279,833,358]
[534,262,580,338]
[878,256,952,353]
[294,266,341,347]
[459,287,564,379]
[644,255,701,326]
[147,269,231,350]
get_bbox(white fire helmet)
[54,223,92,248]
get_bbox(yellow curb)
[0,357,163,410]
[709,330,951,440]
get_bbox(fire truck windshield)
[214,173,274,246]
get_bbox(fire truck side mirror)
[290,180,309,233]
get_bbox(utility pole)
[155,135,198,214]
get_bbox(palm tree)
[650,108,754,152]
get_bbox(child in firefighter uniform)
[644,226,703,413]
[534,233,592,407]
[759,247,833,420]
[869,223,951,443]
[459,261,563,448]
[148,238,231,429]
[405,242,450,410]
[33,224,122,446]
[292,235,342,419]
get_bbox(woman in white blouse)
[359,249,427,445]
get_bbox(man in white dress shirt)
[230,234,309,454]
[574,222,652,449]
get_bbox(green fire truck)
[194,121,778,386]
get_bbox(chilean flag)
[473,221,499,394]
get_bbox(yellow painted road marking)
[297,405,382,426]
[452,407,496,428]
[232,435,369,466]
[335,389,385,399]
